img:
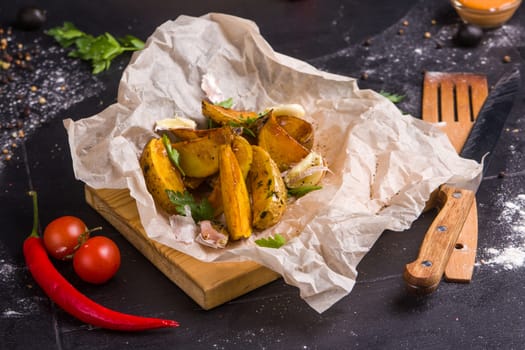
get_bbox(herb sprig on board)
[46,22,145,74]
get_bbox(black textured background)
[0,1,524,349]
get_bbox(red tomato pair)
[43,216,120,284]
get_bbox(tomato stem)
[28,191,39,238]
[88,226,103,234]
[75,226,103,250]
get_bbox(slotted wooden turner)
[421,72,488,282]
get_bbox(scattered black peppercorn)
[21,106,31,118]
[454,23,483,47]
[15,7,47,31]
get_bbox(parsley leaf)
[215,98,234,109]
[228,115,259,138]
[46,21,84,47]
[287,185,322,198]
[162,134,185,176]
[118,34,146,50]
[379,91,405,104]
[228,121,256,138]
[46,22,144,74]
[255,234,287,248]
[166,190,214,223]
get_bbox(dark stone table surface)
[1,0,524,349]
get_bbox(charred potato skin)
[140,137,185,214]
[249,145,288,230]
[219,144,252,240]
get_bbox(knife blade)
[404,68,521,294]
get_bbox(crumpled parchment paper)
[63,13,482,313]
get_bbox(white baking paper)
[63,13,482,313]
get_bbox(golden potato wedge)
[232,135,253,179]
[276,115,314,150]
[140,137,185,214]
[207,136,253,218]
[219,144,252,240]
[248,146,287,230]
[202,99,260,126]
[170,128,210,141]
[172,126,234,178]
[170,126,241,141]
[257,113,310,171]
[207,137,253,218]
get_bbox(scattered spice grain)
[0,24,103,167]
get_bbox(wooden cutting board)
[85,186,279,310]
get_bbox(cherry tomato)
[43,216,89,260]
[73,236,121,284]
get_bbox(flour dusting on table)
[481,194,525,270]
[0,253,42,319]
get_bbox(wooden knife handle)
[404,184,475,293]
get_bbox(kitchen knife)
[404,68,521,294]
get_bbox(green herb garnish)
[162,134,185,177]
[46,22,144,74]
[255,234,286,248]
[215,98,234,109]
[228,121,256,138]
[287,185,322,198]
[228,115,259,138]
[166,190,214,222]
[379,90,405,104]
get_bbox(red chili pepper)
[23,191,179,331]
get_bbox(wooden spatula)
[421,72,488,282]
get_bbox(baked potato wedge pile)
[140,100,327,247]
